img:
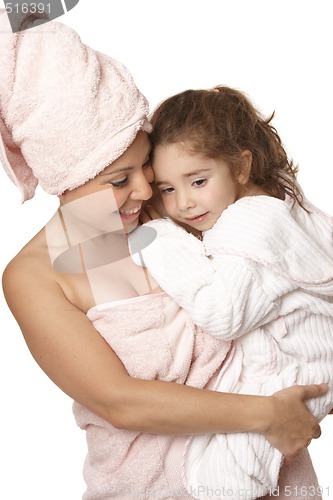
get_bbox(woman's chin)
[123,220,140,234]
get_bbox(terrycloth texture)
[73,293,230,499]
[260,450,322,500]
[73,292,322,500]
[129,196,333,499]
[0,9,151,201]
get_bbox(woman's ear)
[237,150,253,185]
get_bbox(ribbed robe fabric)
[73,292,323,500]
[129,195,333,499]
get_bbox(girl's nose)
[177,191,196,211]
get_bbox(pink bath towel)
[0,9,151,201]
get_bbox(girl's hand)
[263,384,327,460]
[140,183,169,224]
[140,204,164,223]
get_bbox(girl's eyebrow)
[184,168,211,176]
[155,168,211,186]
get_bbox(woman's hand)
[262,384,327,460]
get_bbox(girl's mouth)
[185,212,209,224]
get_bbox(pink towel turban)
[0,9,152,202]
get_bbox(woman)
[0,10,325,499]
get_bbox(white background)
[0,0,332,498]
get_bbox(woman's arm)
[2,256,324,459]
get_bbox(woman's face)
[60,131,153,234]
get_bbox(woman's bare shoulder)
[2,228,95,316]
[2,231,60,308]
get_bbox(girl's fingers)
[142,205,164,220]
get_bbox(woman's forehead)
[101,132,151,175]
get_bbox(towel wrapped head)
[0,9,152,202]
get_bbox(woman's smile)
[118,204,142,221]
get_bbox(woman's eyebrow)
[100,166,134,176]
[100,148,151,176]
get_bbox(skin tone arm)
[2,254,325,460]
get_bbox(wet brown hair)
[150,86,303,205]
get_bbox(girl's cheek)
[166,199,176,215]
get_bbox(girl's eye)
[193,178,207,187]
[110,177,128,187]
[160,187,174,194]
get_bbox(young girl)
[130,86,333,499]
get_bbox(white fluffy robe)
[129,195,333,500]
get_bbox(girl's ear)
[237,150,253,185]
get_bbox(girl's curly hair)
[150,86,303,206]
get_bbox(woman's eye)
[193,178,206,187]
[110,177,128,187]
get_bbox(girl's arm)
[2,257,324,458]
[130,218,286,340]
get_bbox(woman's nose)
[144,165,154,184]
[131,172,153,201]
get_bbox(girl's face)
[60,131,153,234]
[153,143,242,231]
